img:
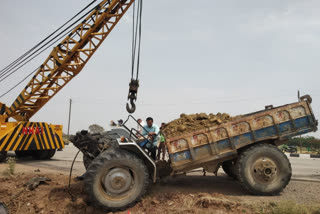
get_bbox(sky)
[0,0,319,137]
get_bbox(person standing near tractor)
[157,123,166,161]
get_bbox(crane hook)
[126,99,136,114]
[126,79,139,114]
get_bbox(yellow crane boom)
[1,0,134,122]
[0,0,135,161]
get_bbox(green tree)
[286,136,320,153]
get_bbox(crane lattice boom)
[2,0,134,122]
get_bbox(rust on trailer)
[165,98,318,173]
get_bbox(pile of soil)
[163,113,241,139]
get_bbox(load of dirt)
[162,112,242,139]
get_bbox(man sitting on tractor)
[142,117,159,160]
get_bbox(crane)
[0,0,139,162]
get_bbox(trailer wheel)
[84,149,149,212]
[221,160,237,179]
[31,149,56,160]
[236,143,291,195]
[0,152,7,162]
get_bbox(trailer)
[165,95,317,175]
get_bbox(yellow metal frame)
[0,122,63,152]
[0,0,135,152]
[1,0,134,122]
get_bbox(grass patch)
[259,201,320,214]
[2,157,16,176]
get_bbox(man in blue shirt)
[142,117,159,160]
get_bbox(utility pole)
[67,98,72,137]
[297,90,302,153]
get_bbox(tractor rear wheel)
[0,152,7,162]
[84,149,150,212]
[31,149,56,160]
[236,143,291,195]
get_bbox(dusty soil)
[0,170,320,214]
[162,112,241,138]
[0,172,255,214]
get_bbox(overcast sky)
[0,0,319,137]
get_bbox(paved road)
[289,156,320,181]
[11,144,320,181]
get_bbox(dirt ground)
[0,173,253,214]
[0,162,320,214]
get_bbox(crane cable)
[131,0,143,80]
[0,5,97,84]
[0,0,97,79]
[0,1,99,98]
[126,0,143,114]
[0,67,40,99]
